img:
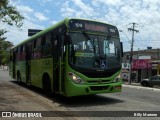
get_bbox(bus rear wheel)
[43,75,52,97]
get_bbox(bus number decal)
[110,28,116,33]
[75,23,83,28]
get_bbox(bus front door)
[53,35,64,94]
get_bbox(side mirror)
[120,42,123,57]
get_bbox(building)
[122,48,160,83]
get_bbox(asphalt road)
[0,70,160,120]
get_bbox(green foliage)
[0,0,24,40]
[0,29,7,41]
[0,41,13,65]
[2,56,8,65]
[0,0,23,65]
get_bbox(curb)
[122,84,160,92]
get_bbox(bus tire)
[17,71,21,83]
[42,74,52,97]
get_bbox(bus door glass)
[53,35,59,92]
[53,32,65,94]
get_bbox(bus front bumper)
[65,81,122,97]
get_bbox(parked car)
[140,75,160,87]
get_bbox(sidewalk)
[123,82,160,89]
[123,82,141,86]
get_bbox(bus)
[9,18,123,97]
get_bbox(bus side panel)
[30,59,42,88]
[18,61,26,83]
[30,58,53,89]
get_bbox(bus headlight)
[68,72,85,84]
[113,75,121,83]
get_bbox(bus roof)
[11,18,68,49]
[11,18,117,49]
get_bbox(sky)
[1,0,160,51]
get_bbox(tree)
[0,41,13,65]
[0,0,24,40]
[0,0,24,66]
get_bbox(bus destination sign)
[84,23,106,32]
[69,19,119,36]
[69,19,108,33]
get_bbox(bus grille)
[87,80,110,84]
[90,86,109,91]
[82,72,114,78]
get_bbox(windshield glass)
[69,32,121,69]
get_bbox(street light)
[119,30,132,84]
[119,30,131,44]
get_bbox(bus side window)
[45,33,52,56]
[22,45,26,60]
[20,45,25,60]
[41,36,46,57]
[32,40,36,59]
[37,38,42,58]
[55,35,59,61]
[27,41,32,60]
[41,34,52,57]
[33,38,42,58]
[17,46,21,60]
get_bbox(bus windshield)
[69,32,121,69]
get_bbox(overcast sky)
[1,0,160,51]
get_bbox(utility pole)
[128,23,139,84]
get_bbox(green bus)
[9,18,123,97]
